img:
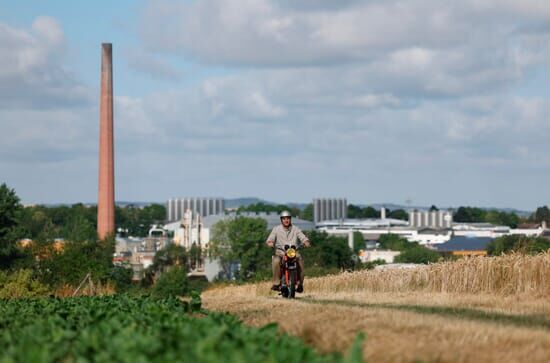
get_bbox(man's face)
[281,216,291,228]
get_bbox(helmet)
[279,210,292,219]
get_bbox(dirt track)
[203,283,550,363]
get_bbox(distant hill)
[224,198,307,209]
[37,198,532,216]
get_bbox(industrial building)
[313,198,347,224]
[408,209,453,228]
[167,197,224,222]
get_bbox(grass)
[300,297,550,331]
[202,254,550,362]
[305,252,550,296]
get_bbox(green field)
[0,295,361,363]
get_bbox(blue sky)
[1,0,549,210]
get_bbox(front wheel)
[288,269,297,299]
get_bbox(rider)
[266,210,311,292]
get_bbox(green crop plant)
[0,295,362,363]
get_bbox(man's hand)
[303,240,311,248]
[266,240,274,248]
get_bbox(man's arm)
[296,228,311,247]
[266,227,277,247]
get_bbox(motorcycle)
[279,244,299,299]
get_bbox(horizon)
[1,1,549,211]
[20,196,535,214]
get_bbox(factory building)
[408,209,453,229]
[167,197,224,222]
[313,198,347,224]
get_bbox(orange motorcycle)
[279,244,299,299]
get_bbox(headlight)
[286,248,296,258]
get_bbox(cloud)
[126,48,183,81]
[0,16,92,109]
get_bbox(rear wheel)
[289,269,297,299]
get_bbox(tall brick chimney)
[97,43,115,240]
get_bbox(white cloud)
[125,48,182,81]
[0,16,91,109]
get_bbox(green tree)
[352,231,364,253]
[208,219,233,279]
[531,206,550,224]
[378,234,409,251]
[378,233,440,264]
[388,209,408,220]
[347,204,363,218]
[62,215,97,242]
[237,203,300,218]
[487,235,550,255]
[347,205,379,219]
[302,230,354,270]
[395,246,440,264]
[485,210,519,228]
[152,266,189,298]
[226,217,270,279]
[0,183,24,269]
[301,203,313,221]
[37,237,115,287]
[210,217,274,280]
[454,207,486,223]
[152,244,188,272]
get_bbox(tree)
[302,230,355,270]
[347,204,363,218]
[301,203,313,221]
[37,237,115,287]
[226,217,270,279]
[379,233,440,264]
[395,246,440,264]
[453,207,486,223]
[208,219,233,279]
[152,244,188,271]
[378,234,409,251]
[0,183,24,269]
[388,209,408,220]
[347,205,379,219]
[485,210,519,228]
[209,217,270,280]
[353,231,365,253]
[152,266,189,298]
[429,205,439,211]
[487,235,550,255]
[531,206,550,224]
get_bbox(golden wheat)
[305,252,550,296]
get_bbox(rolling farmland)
[203,253,550,363]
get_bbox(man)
[266,210,311,292]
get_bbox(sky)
[0,0,549,210]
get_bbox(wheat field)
[203,253,550,362]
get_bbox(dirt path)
[203,284,550,363]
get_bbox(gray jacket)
[266,224,309,251]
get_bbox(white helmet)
[279,210,292,219]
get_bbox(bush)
[378,234,440,264]
[488,235,550,255]
[395,246,440,264]
[0,269,49,298]
[110,266,133,292]
[153,267,189,298]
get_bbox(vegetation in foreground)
[0,295,362,363]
